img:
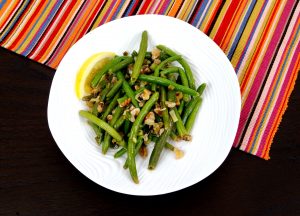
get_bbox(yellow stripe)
[91,0,112,30]
[209,0,231,38]
[182,0,196,21]
[230,0,264,69]
[236,0,276,84]
[2,0,40,47]
[165,0,175,13]
[176,0,191,19]
[200,0,219,31]
[116,0,131,18]
[241,0,286,108]
[17,0,57,53]
[251,24,299,154]
[226,0,253,52]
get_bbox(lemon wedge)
[75,52,115,99]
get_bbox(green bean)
[127,92,159,183]
[182,83,206,122]
[101,91,120,120]
[160,67,179,76]
[160,67,190,102]
[148,128,172,170]
[160,87,170,129]
[109,57,134,73]
[178,68,190,102]
[152,55,181,91]
[123,137,143,169]
[116,71,139,107]
[130,31,148,84]
[167,74,176,102]
[197,83,206,96]
[114,115,126,129]
[91,56,122,88]
[114,147,127,158]
[102,106,124,154]
[150,136,175,151]
[182,97,200,124]
[79,110,125,146]
[106,79,123,99]
[88,121,102,145]
[172,107,190,140]
[100,83,111,101]
[138,75,198,96]
[178,100,185,115]
[157,45,195,90]
[165,142,175,151]
[185,98,203,133]
[124,119,131,135]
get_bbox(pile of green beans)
[79,31,206,184]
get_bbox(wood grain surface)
[0,47,299,216]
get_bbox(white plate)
[48,15,241,196]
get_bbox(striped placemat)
[1,0,299,160]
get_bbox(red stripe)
[128,1,140,15]
[213,0,241,45]
[138,0,152,14]
[75,1,104,41]
[27,0,69,58]
[7,1,46,50]
[0,1,21,30]
[29,1,77,60]
[189,0,203,24]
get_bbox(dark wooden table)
[0,47,299,216]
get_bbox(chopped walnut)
[130,107,140,122]
[153,59,161,65]
[182,134,192,141]
[144,111,155,126]
[175,92,183,106]
[111,76,118,84]
[153,123,162,135]
[119,98,131,107]
[151,47,161,60]
[134,85,140,90]
[139,145,148,158]
[141,89,152,100]
[154,103,166,116]
[159,128,165,136]
[139,101,145,107]
[165,101,176,108]
[107,115,113,121]
[97,102,104,113]
[140,65,151,74]
[143,133,149,142]
[174,148,184,159]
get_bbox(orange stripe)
[0,1,20,30]
[48,2,101,67]
[168,0,183,17]
[262,54,300,159]
[8,0,47,50]
[202,0,222,34]
[36,1,83,63]
[220,0,248,51]
[105,0,121,22]
[245,16,297,152]
[240,0,281,94]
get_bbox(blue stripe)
[21,0,63,55]
[191,0,208,27]
[228,0,257,60]
[0,0,30,41]
[0,0,7,10]
[124,0,136,17]
[112,0,126,20]
[235,0,268,72]
[249,26,299,153]
[198,0,213,28]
